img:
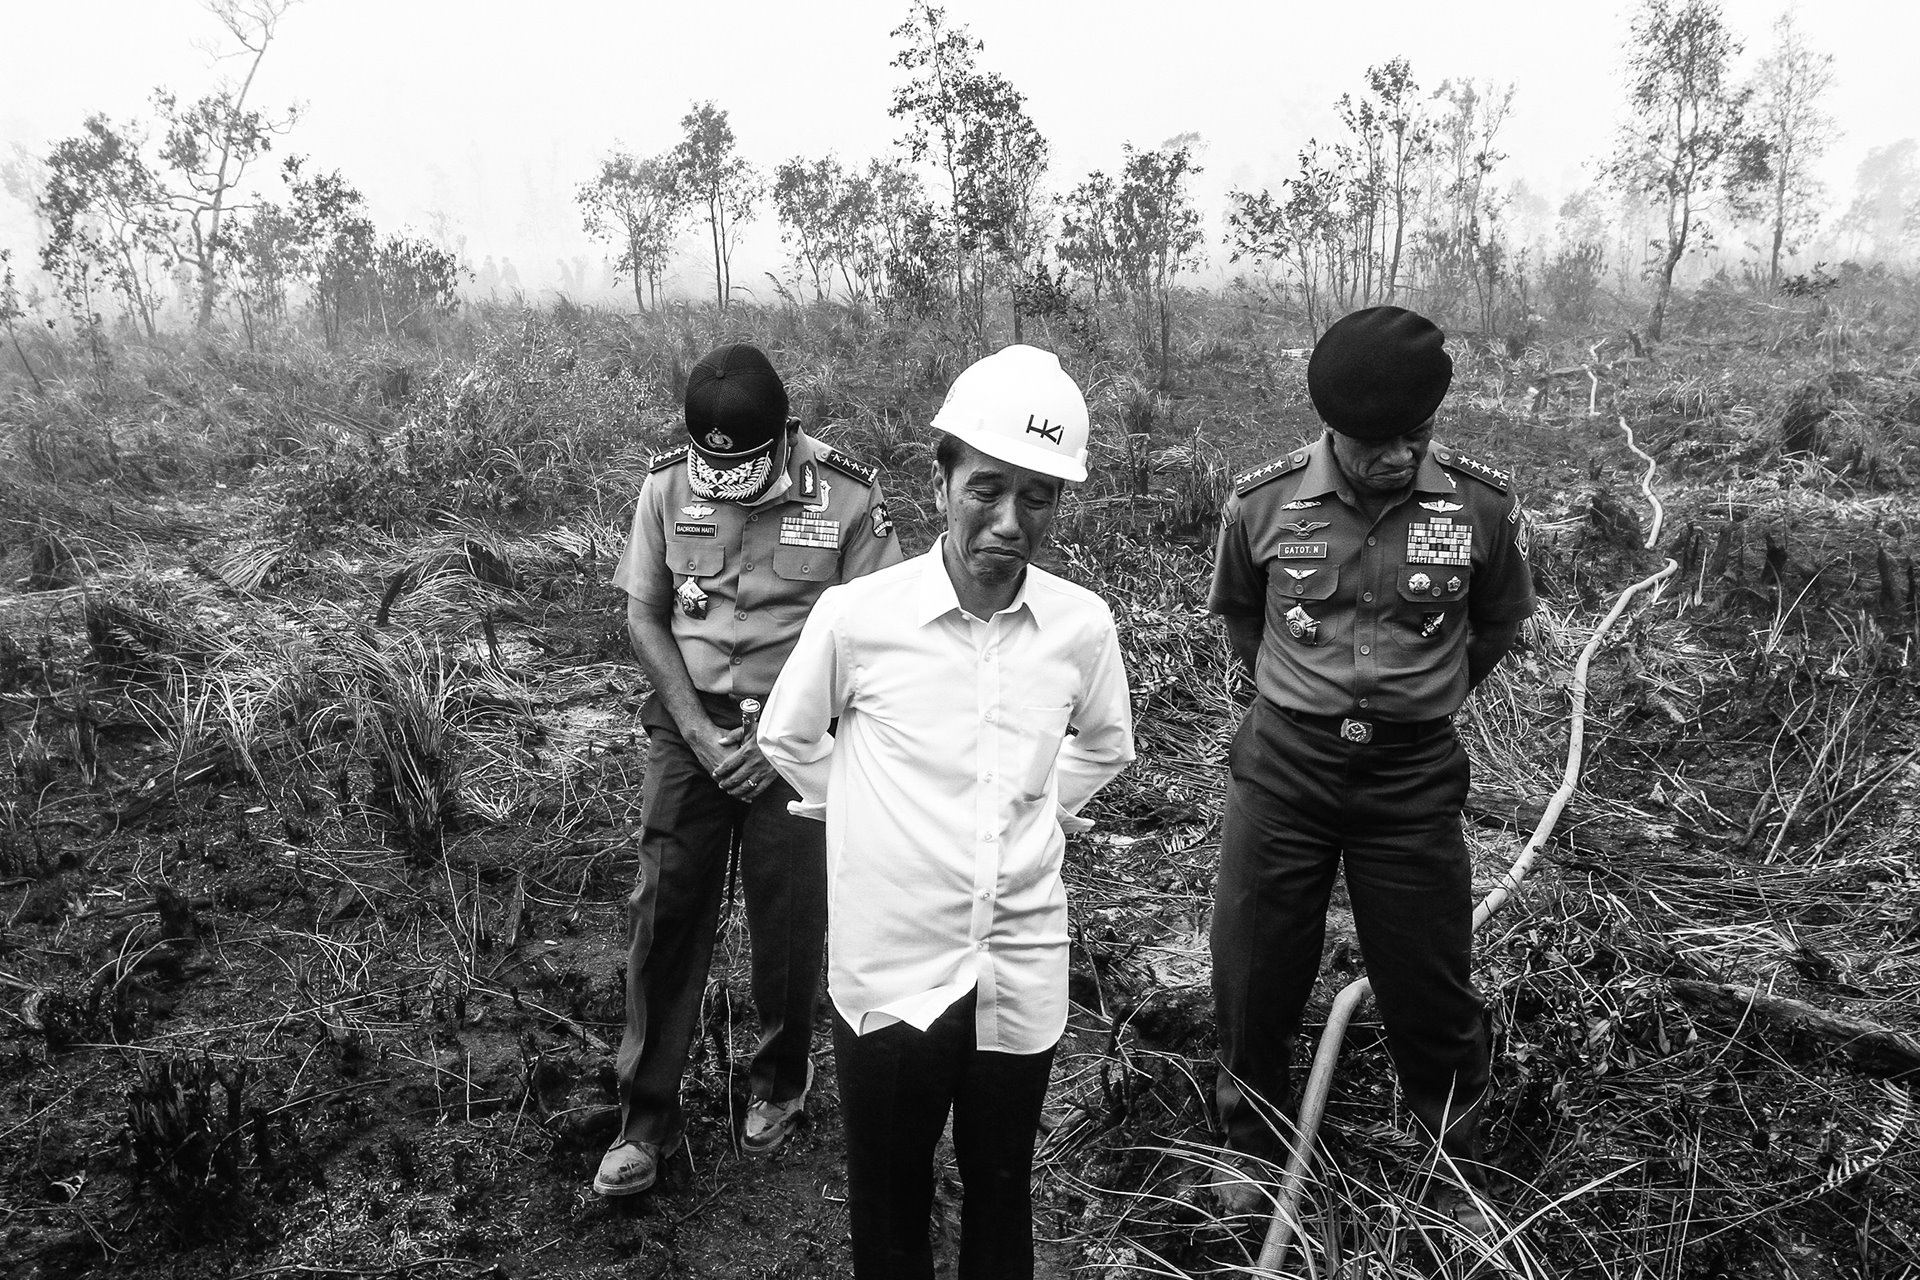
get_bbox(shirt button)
[801,562,812,573]
[1362,591,1374,602]
[984,710,998,723]
[984,649,996,661]
[747,514,758,523]
[1359,697,1371,708]
[1360,645,1371,655]
[1366,537,1378,547]
[735,610,747,620]
[685,558,697,569]
[978,889,992,900]
[744,563,755,572]
[981,772,993,782]
[977,941,989,951]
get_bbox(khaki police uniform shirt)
[612,431,904,700]
[1208,434,1536,720]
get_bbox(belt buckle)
[1339,718,1374,744]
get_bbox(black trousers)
[614,693,828,1145]
[832,991,1057,1280]
[1211,698,1489,1172]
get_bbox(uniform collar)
[915,536,1053,629]
[732,430,823,510]
[1293,433,1456,505]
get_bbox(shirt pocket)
[1394,563,1470,641]
[666,540,725,579]
[1271,565,1339,646]
[773,544,840,583]
[1014,703,1073,802]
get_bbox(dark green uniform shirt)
[613,431,903,700]
[1208,434,1536,720]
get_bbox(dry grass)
[2,288,1918,1277]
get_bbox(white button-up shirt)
[758,539,1135,1054]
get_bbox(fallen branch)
[1669,978,1920,1079]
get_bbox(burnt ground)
[3,324,1920,1279]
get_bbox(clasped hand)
[693,724,777,801]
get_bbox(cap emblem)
[705,430,734,451]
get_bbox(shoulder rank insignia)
[649,445,688,472]
[820,448,878,487]
[1234,450,1309,496]
[1431,447,1511,494]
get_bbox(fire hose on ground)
[1254,413,1681,1272]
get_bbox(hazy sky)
[4,0,1915,299]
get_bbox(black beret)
[684,343,789,461]
[1306,306,1452,443]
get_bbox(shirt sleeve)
[757,590,849,821]
[838,481,904,582]
[1055,609,1136,830]
[1469,491,1539,625]
[1206,494,1264,616]
[610,474,672,607]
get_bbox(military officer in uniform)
[1206,306,1536,1227]
[596,343,903,1196]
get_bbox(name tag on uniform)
[780,514,839,548]
[674,522,717,537]
[1407,518,1471,565]
[1276,541,1328,558]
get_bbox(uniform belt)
[1279,707,1451,746]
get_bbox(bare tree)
[39,115,174,338]
[578,149,685,313]
[1113,138,1205,387]
[1748,10,1837,290]
[1605,0,1767,341]
[159,0,300,329]
[954,73,1050,342]
[672,102,760,311]
[889,1,981,312]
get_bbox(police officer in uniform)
[1206,307,1536,1226]
[597,343,903,1196]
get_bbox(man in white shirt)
[759,345,1135,1279]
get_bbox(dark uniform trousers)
[615,692,828,1145]
[1211,697,1489,1173]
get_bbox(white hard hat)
[931,344,1089,482]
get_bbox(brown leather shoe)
[1204,1157,1271,1216]
[593,1131,678,1197]
[741,1061,814,1155]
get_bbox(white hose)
[1254,414,1680,1271]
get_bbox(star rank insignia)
[1407,516,1472,566]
